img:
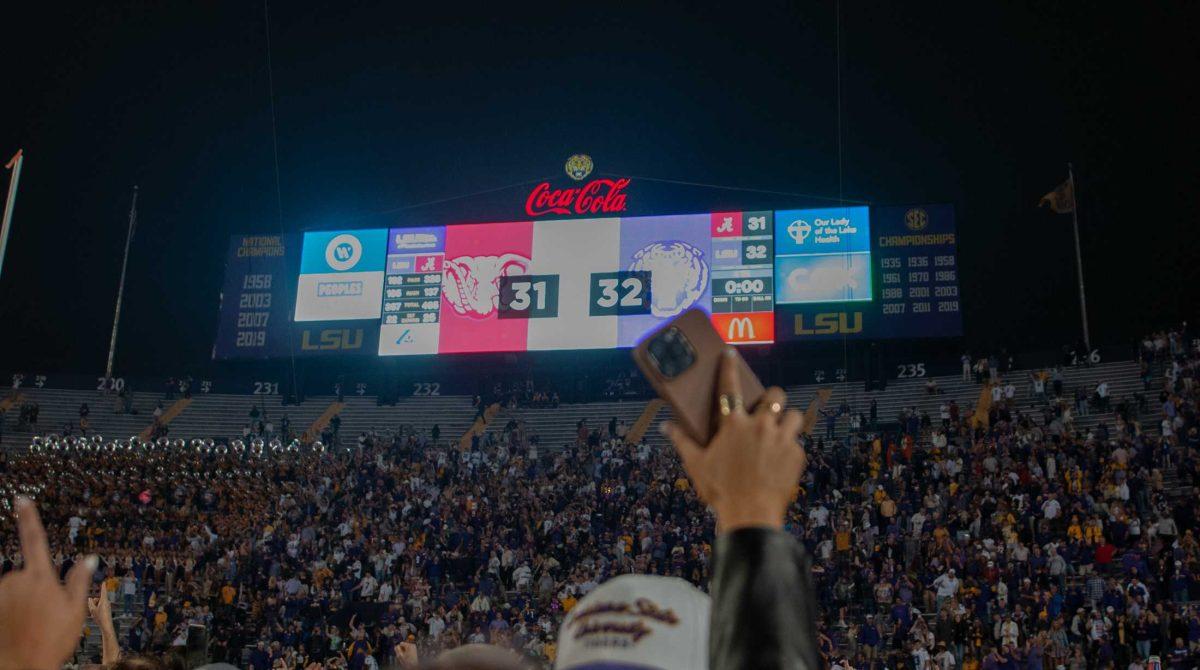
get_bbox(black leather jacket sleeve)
[709,527,822,670]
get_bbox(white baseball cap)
[555,574,710,670]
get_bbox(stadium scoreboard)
[213,204,962,359]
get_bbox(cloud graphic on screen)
[630,241,708,318]
[443,254,530,318]
[787,266,859,298]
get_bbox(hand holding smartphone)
[634,309,808,532]
[632,309,764,444]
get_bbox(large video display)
[213,203,961,360]
[293,212,775,355]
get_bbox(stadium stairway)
[459,403,501,450]
[136,397,192,441]
[626,399,666,445]
[0,391,22,414]
[301,401,346,442]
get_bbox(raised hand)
[661,348,808,532]
[0,497,98,670]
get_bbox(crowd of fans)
[0,327,1197,670]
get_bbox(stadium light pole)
[105,185,138,380]
[0,149,24,280]
[1067,163,1091,354]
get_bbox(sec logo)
[905,208,929,232]
[325,233,363,272]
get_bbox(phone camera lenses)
[647,327,695,379]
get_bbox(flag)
[1039,177,1075,214]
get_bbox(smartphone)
[632,308,764,444]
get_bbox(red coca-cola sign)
[525,178,631,217]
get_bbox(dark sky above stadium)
[1,2,1196,377]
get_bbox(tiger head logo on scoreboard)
[564,154,593,181]
[442,254,531,318]
[629,241,709,318]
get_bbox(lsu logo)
[564,154,594,181]
[629,241,708,318]
[905,208,929,231]
[793,312,863,336]
[301,328,364,351]
[324,233,363,272]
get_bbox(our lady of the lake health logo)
[325,233,363,272]
[787,219,812,245]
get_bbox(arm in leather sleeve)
[709,527,822,670]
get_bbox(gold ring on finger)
[718,394,733,416]
[730,394,745,413]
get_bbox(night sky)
[1,2,1196,376]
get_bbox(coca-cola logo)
[525,178,630,217]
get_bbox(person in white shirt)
[911,643,931,670]
[1042,493,1061,522]
[932,569,959,609]
[933,645,956,670]
[1000,616,1019,647]
[427,612,445,639]
[809,502,830,528]
[377,580,393,603]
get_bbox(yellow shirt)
[835,530,851,551]
[221,585,236,605]
[561,594,577,612]
[544,641,557,662]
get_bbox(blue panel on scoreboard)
[776,204,962,341]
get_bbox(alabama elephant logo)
[443,254,531,318]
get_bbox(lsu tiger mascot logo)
[443,254,530,318]
[630,241,708,318]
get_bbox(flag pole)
[1067,163,1091,353]
[105,186,138,380]
[0,150,25,280]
